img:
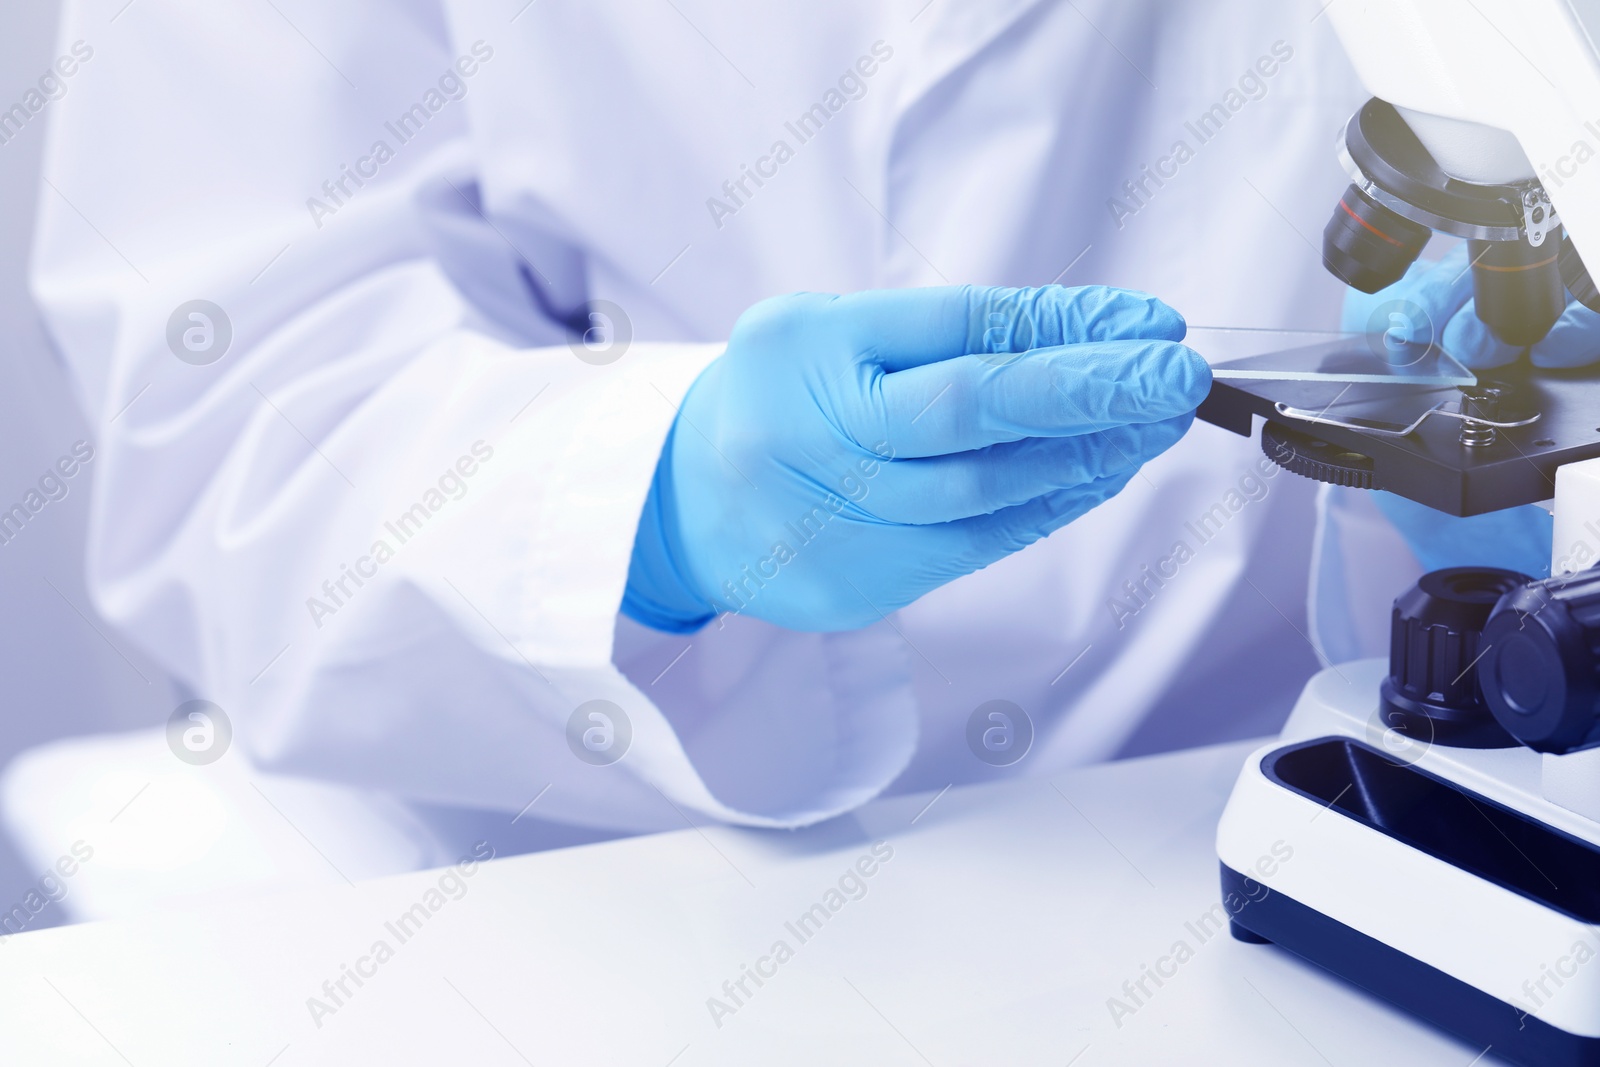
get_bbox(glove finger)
[868,338,1210,458]
[926,472,1138,573]
[863,415,1192,525]
[828,284,1186,372]
[1442,298,1523,369]
[1341,243,1474,345]
[1529,301,1600,368]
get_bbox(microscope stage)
[1199,364,1600,516]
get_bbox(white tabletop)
[0,739,1485,1066]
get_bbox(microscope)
[1202,2,1600,1063]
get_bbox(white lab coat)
[32,0,1401,842]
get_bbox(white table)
[0,739,1486,1066]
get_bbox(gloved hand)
[1342,241,1600,370]
[1340,241,1599,579]
[623,285,1211,633]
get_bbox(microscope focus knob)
[1479,568,1600,755]
[1381,567,1529,748]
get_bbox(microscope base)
[1218,661,1600,1065]
[1222,863,1600,1066]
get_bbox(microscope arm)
[1327,0,1600,271]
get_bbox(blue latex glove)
[1341,241,1600,578]
[1370,492,1553,579]
[1342,241,1600,370]
[623,285,1210,633]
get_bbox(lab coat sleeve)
[29,0,912,833]
[1308,485,1423,665]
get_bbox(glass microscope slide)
[1187,326,1477,387]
